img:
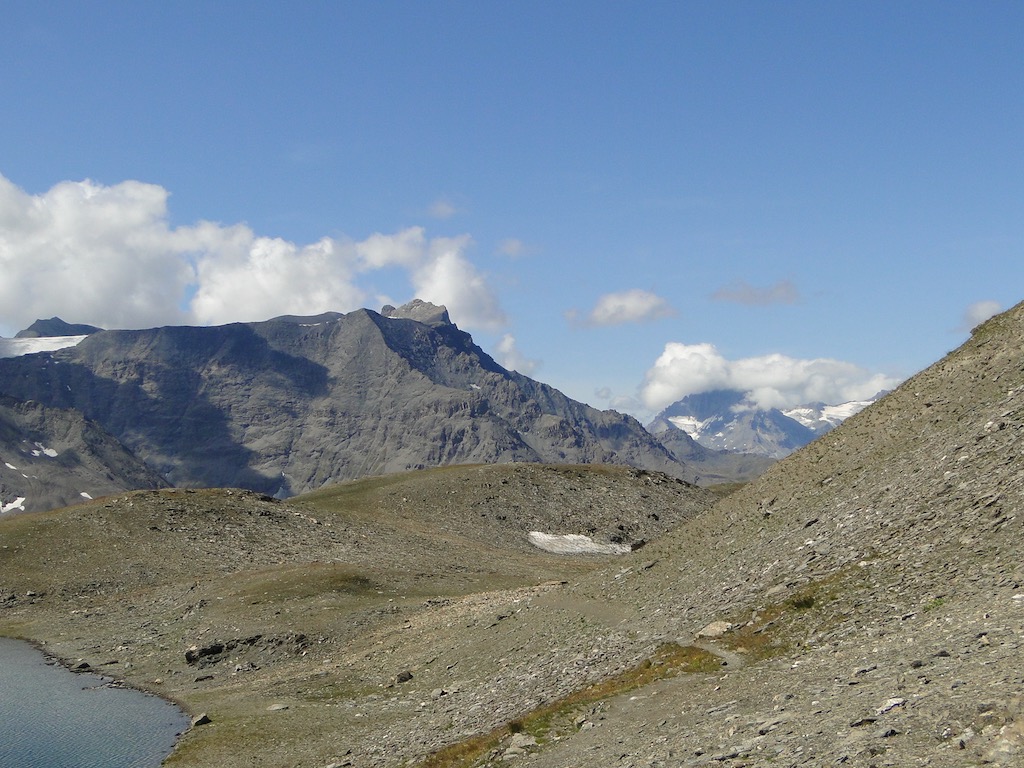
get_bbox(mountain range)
[0,300,742,512]
[0,302,883,513]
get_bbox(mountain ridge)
[0,302,695,500]
[0,394,168,513]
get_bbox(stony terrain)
[1,300,1023,768]
[0,464,712,767]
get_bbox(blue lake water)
[0,637,189,767]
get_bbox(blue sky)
[2,2,1022,420]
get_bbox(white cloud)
[0,174,506,336]
[189,232,367,325]
[0,175,193,332]
[411,237,507,330]
[961,299,1002,331]
[711,279,801,306]
[578,289,675,327]
[641,341,900,412]
[494,333,539,376]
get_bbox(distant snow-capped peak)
[782,399,876,435]
[650,388,884,459]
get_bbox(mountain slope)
[0,394,169,514]
[0,463,713,767]
[514,299,1024,766]
[0,302,690,496]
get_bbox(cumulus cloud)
[0,174,506,336]
[411,236,507,330]
[711,279,800,306]
[0,175,193,331]
[574,289,676,327]
[961,299,1002,331]
[494,333,539,376]
[641,341,900,412]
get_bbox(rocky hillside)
[2,300,1022,767]
[0,301,691,498]
[0,394,168,514]
[0,463,713,765]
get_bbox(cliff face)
[0,303,688,497]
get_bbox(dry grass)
[417,643,720,768]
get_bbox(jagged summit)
[380,299,452,327]
[650,387,881,458]
[650,388,816,458]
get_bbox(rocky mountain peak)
[380,299,452,327]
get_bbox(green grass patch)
[923,596,946,611]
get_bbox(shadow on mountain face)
[367,310,509,381]
[0,324,332,496]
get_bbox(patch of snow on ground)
[1,497,27,514]
[0,335,88,359]
[4,462,16,470]
[528,531,631,555]
[80,491,93,500]
[31,443,59,458]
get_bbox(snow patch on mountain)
[528,532,631,555]
[1,496,27,514]
[666,415,709,440]
[783,400,875,434]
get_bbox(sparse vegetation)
[417,643,720,768]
